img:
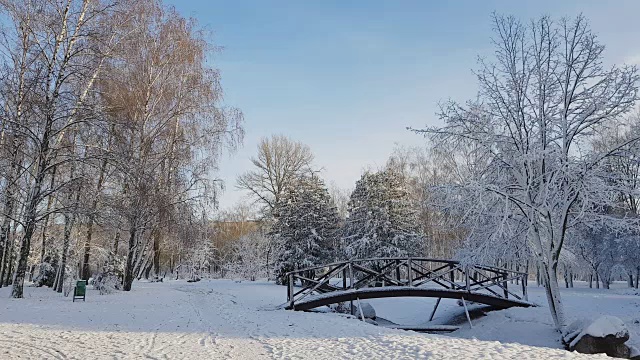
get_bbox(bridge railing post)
[502,273,508,299]
[407,258,413,286]
[465,265,470,291]
[288,273,295,309]
[348,261,354,315]
[522,274,528,301]
[449,263,455,288]
[342,266,347,290]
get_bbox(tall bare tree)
[236,135,314,215]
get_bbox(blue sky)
[165,0,640,210]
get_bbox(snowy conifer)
[342,168,423,259]
[271,174,340,281]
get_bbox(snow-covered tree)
[619,235,640,288]
[414,14,639,330]
[342,168,423,260]
[387,146,465,259]
[271,174,340,282]
[570,225,621,289]
[227,231,271,281]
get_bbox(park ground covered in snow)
[0,279,638,359]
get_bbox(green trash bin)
[73,280,87,302]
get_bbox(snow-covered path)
[0,280,610,359]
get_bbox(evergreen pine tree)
[272,174,340,282]
[342,168,423,260]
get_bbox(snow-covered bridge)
[285,258,533,314]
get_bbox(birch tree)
[2,0,120,298]
[102,0,243,291]
[414,14,639,330]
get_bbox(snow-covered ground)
[0,279,636,359]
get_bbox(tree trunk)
[569,272,574,288]
[28,265,35,282]
[82,156,107,280]
[0,231,10,288]
[152,230,160,276]
[81,220,94,280]
[1,237,14,287]
[143,261,152,280]
[0,171,18,288]
[123,225,137,291]
[53,261,62,291]
[11,106,56,298]
[12,214,38,298]
[595,273,600,289]
[57,161,82,293]
[5,240,15,286]
[56,212,73,293]
[0,237,6,288]
[40,167,58,265]
[113,232,120,255]
[539,260,566,331]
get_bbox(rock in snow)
[569,316,631,358]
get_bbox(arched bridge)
[285,258,533,313]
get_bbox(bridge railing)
[285,257,529,310]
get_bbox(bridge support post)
[429,297,441,321]
[461,297,473,329]
[356,297,365,322]
[288,273,294,310]
[522,274,528,301]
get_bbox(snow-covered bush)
[185,241,215,280]
[227,232,269,281]
[94,253,124,295]
[32,259,56,287]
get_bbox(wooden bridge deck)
[285,286,533,311]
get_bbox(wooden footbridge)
[285,258,533,318]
